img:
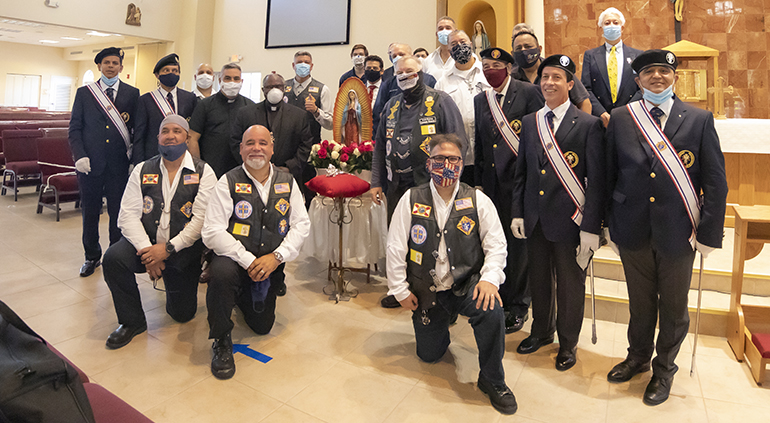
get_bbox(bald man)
[193,63,216,99]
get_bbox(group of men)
[67,7,727,416]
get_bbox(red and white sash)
[485,89,519,155]
[536,109,585,226]
[150,89,175,117]
[627,101,700,247]
[86,82,131,158]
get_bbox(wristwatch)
[273,251,284,263]
[165,241,176,255]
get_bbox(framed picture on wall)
[265,0,351,48]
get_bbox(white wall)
[0,41,79,109]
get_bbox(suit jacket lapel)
[596,48,611,92]
[555,103,578,143]
[664,98,685,141]
[619,49,636,91]
[502,79,517,117]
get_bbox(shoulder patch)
[454,197,473,211]
[274,183,291,194]
[183,173,199,185]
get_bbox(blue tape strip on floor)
[233,344,272,363]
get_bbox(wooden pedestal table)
[726,205,770,384]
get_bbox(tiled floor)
[1,189,770,422]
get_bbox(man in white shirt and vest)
[203,124,310,380]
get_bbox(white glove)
[576,231,600,270]
[603,227,620,256]
[75,157,91,174]
[695,241,715,259]
[510,218,526,239]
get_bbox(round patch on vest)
[278,218,289,236]
[386,139,392,156]
[678,150,695,168]
[142,196,153,214]
[410,224,427,245]
[121,112,130,123]
[234,200,252,220]
[564,151,579,168]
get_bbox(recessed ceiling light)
[86,31,112,37]
[60,36,82,40]
[40,40,59,43]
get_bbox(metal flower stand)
[321,195,372,302]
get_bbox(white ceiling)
[0,16,159,49]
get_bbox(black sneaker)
[478,376,518,415]
[211,332,235,380]
[380,294,401,308]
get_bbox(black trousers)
[527,222,586,349]
[77,164,128,261]
[206,254,284,339]
[103,237,203,327]
[619,241,695,379]
[412,288,506,385]
[493,193,530,317]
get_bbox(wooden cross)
[707,76,734,119]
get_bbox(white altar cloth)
[714,119,770,154]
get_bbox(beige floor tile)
[697,354,770,408]
[287,361,413,423]
[143,377,282,423]
[59,274,111,299]
[0,265,60,296]
[607,385,708,422]
[0,251,37,277]
[2,281,88,319]
[275,307,379,358]
[258,405,327,423]
[23,300,117,344]
[383,385,502,423]
[704,398,770,423]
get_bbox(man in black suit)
[133,53,198,163]
[605,50,727,406]
[581,7,642,127]
[69,47,140,277]
[511,55,605,371]
[474,47,543,334]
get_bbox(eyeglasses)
[429,155,462,165]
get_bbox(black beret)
[480,47,514,65]
[153,53,180,74]
[537,54,576,78]
[94,47,124,65]
[631,49,678,74]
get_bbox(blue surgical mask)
[158,142,187,161]
[295,63,311,78]
[437,29,452,46]
[158,73,179,88]
[642,84,674,105]
[603,25,622,42]
[391,55,401,65]
[100,74,119,86]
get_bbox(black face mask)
[450,43,473,65]
[513,48,540,69]
[402,71,426,105]
[364,69,381,83]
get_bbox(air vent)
[70,50,83,55]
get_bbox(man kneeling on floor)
[104,114,217,349]
[386,133,517,415]
[203,124,310,379]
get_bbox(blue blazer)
[68,81,139,175]
[606,98,727,254]
[581,43,642,117]
[132,88,198,163]
[512,103,605,244]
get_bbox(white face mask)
[196,73,214,89]
[352,55,365,66]
[266,87,284,104]
[396,72,419,91]
[220,81,242,98]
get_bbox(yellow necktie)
[608,46,618,103]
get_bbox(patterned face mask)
[428,160,462,187]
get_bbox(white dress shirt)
[291,77,333,130]
[192,86,217,100]
[423,48,456,82]
[496,76,512,106]
[542,98,572,133]
[643,96,674,130]
[158,86,179,112]
[434,58,491,166]
[202,164,311,269]
[386,181,507,302]
[367,79,382,109]
[118,151,217,252]
[98,78,120,96]
[605,40,624,94]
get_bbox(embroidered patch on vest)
[142,196,153,214]
[275,198,290,216]
[235,183,252,194]
[278,218,289,236]
[234,200,252,219]
[142,174,159,184]
[386,128,394,139]
[511,119,522,134]
[308,86,319,93]
[678,150,695,168]
[419,137,431,155]
[232,223,250,236]
[410,224,427,245]
[454,197,473,211]
[183,173,199,185]
[386,139,392,156]
[420,124,436,136]
[564,151,579,168]
[410,249,423,265]
[457,215,476,235]
[412,203,432,218]
[274,183,290,194]
[179,201,193,218]
[284,86,292,92]
[121,112,130,123]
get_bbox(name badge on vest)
[274,183,290,194]
[410,249,423,265]
[180,201,193,219]
[412,203,432,218]
[183,173,199,185]
[454,197,473,211]
[308,86,319,93]
[235,183,252,194]
[420,125,436,136]
[419,116,437,125]
[457,216,476,235]
[142,174,159,184]
[232,223,250,237]
[234,200,252,219]
[275,198,290,215]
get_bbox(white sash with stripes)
[485,89,519,155]
[536,109,585,225]
[627,101,701,247]
[150,89,175,117]
[86,82,131,158]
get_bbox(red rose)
[321,140,329,149]
[318,148,327,159]
[341,153,349,162]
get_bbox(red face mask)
[483,67,508,88]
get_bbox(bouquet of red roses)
[310,140,374,174]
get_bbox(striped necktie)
[608,46,618,103]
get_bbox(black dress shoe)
[555,347,577,371]
[274,279,287,297]
[211,332,235,380]
[607,358,651,383]
[643,375,672,406]
[504,312,528,334]
[516,335,554,354]
[79,259,101,277]
[380,294,401,308]
[478,376,518,415]
[105,324,147,349]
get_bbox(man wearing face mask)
[605,50,726,406]
[338,44,369,86]
[189,63,255,178]
[133,53,199,164]
[474,47,543,334]
[102,115,216,349]
[193,63,217,100]
[364,55,384,109]
[69,47,140,277]
[434,30,491,187]
[581,7,642,127]
[423,16,458,81]
[511,31,592,114]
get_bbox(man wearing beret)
[133,53,198,163]
[69,47,140,277]
[102,115,216,349]
[474,47,543,334]
[605,49,727,405]
[511,54,605,371]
